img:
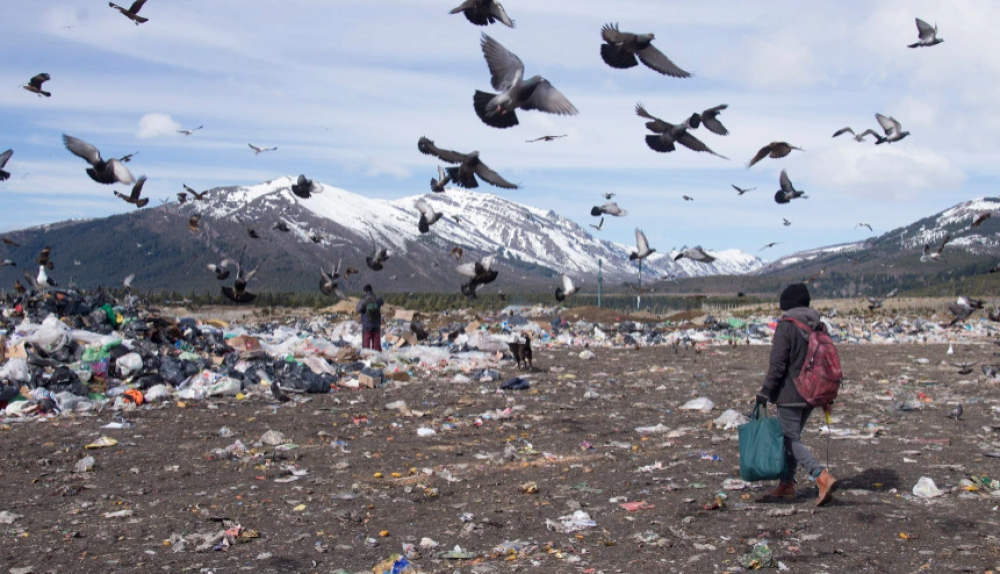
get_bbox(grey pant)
[777,406,824,482]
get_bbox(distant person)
[755,283,839,507]
[356,285,384,351]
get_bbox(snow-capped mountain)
[204,176,764,281]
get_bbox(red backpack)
[783,318,843,407]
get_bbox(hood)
[782,307,822,338]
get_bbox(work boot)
[815,469,839,507]
[760,481,796,500]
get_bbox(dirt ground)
[2,342,1000,574]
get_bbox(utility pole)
[598,259,603,308]
[637,260,642,311]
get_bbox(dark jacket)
[760,307,821,407]
[356,294,385,331]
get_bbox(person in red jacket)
[756,283,839,506]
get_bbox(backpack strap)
[782,317,814,333]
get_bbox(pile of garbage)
[1,295,995,419]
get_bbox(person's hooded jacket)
[760,306,823,407]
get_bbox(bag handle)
[752,403,770,420]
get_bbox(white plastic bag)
[714,409,748,430]
[0,359,30,382]
[680,397,715,413]
[117,353,144,377]
[912,476,943,498]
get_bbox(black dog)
[508,335,533,371]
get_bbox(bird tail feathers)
[645,134,676,153]
[600,43,639,69]
[473,91,518,129]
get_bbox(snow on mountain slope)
[205,177,764,279]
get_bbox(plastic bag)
[0,358,30,382]
[738,404,788,482]
[680,397,715,413]
[912,476,943,498]
[144,384,170,403]
[714,409,748,430]
[117,353,143,377]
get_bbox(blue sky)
[0,0,995,260]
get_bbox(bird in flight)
[187,214,201,232]
[473,33,578,129]
[783,218,792,227]
[920,235,951,262]
[870,114,910,144]
[109,0,150,25]
[732,185,755,195]
[182,185,209,201]
[450,0,514,28]
[366,242,390,271]
[856,222,874,232]
[248,144,277,155]
[222,247,264,304]
[832,127,878,143]
[416,199,444,234]
[909,18,943,48]
[674,246,716,263]
[682,195,694,201]
[555,274,580,302]
[418,137,518,189]
[0,150,13,181]
[636,103,728,159]
[629,228,655,262]
[760,242,781,251]
[599,23,691,78]
[22,73,52,98]
[207,258,234,280]
[113,176,150,208]
[591,201,628,217]
[177,125,203,136]
[63,135,135,185]
[590,217,604,231]
[775,170,808,204]
[971,213,992,228]
[291,175,322,199]
[747,142,802,168]
[526,135,567,143]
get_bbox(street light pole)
[598,259,603,308]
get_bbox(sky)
[0,0,996,261]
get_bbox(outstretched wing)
[63,134,102,165]
[489,0,514,28]
[832,127,855,138]
[128,0,148,14]
[474,162,518,189]
[523,80,578,116]
[561,274,575,293]
[637,45,692,78]
[875,113,900,135]
[676,131,728,159]
[0,149,12,169]
[635,228,649,253]
[130,176,147,200]
[600,22,632,44]
[480,33,524,91]
[915,18,935,41]
[746,144,772,168]
[417,137,467,164]
[415,198,436,217]
[635,103,672,133]
[779,169,794,193]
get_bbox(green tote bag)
[738,404,788,482]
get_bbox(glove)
[755,393,769,406]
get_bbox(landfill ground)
[3,342,1000,574]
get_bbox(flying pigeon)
[866,288,898,310]
[431,166,452,192]
[222,247,264,304]
[526,135,567,143]
[0,260,14,268]
[732,185,755,195]
[555,274,580,302]
[415,199,443,233]
[857,223,874,232]
[450,246,464,260]
[590,217,604,231]
[246,226,260,239]
[602,193,616,200]
[22,73,51,98]
[629,228,655,261]
[775,170,808,204]
[971,213,992,228]
[248,144,277,155]
[36,246,54,270]
[783,218,792,227]
[123,273,135,291]
[920,235,950,262]
[909,18,943,48]
[450,0,514,28]
[113,176,149,208]
[273,221,291,233]
[207,259,234,280]
[759,242,781,251]
[947,296,980,325]
[636,103,728,158]
[746,142,802,168]
[366,243,390,271]
[1,237,19,247]
[871,114,910,144]
[176,192,188,204]
[983,365,1000,378]
[188,214,201,232]
[182,185,209,201]
[109,0,149,25]
[319,265,346,299]
[177,125,203,136]
[674,246,716,263]
[690,104,729,135]
[599,23,691,78]
[0,149,13,181]
[473,33,578,129]
[418,137,518,189]
[683,195,694,201]
[832,127,879,142]
[458,254,498,299]
[591,202,628,217]
[63,134,136,185]
[291,175,321,199]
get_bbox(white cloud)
[135,113,182,139]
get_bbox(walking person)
[756,283,839,506]
[356,285,385,351]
